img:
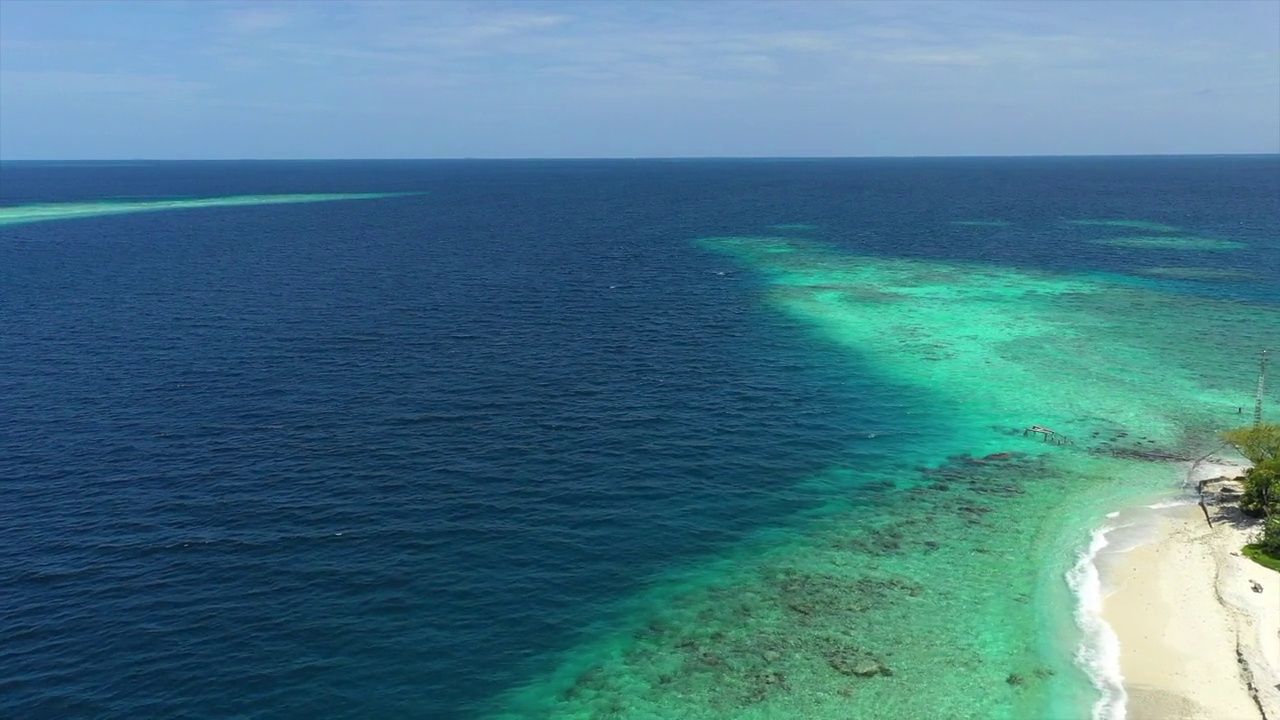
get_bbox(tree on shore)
[1221,424,1280,563]
[1221,424,1280,465]
[1260,515,1280,556]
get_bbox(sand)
[1101,479,1280,720]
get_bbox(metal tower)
[1256,349,1269,426]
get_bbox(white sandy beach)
[1100,469,1280,720]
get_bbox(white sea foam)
[1144,499,1193,510]
[1068,525,1127,720]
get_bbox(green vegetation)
[1221,424,1280,465]
[1243,542,1280,572]
[1237,459,1280,515]
[1256,514,1280,553]
[1221,424,1280,570]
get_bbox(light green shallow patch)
[1090,236,1245,251]
[1139,267,1256,281]
[702,236,1272,440]
[1068,219,1181,232]
[0,192,415,227]
[488,235,1279,720]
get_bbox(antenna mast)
[1256,349,1269,426]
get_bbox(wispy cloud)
[223,4,297,35]
[1,0,1277,158]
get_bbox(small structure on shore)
[1023,425,1073,445]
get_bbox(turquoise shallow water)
[490,233,1279,719]
[0,192,409,226]
[0,158,1277,719]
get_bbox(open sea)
[1,158,1278,719]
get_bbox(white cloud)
[4,0,1277,157]
[223,5,296,35]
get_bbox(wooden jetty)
[1023,425,1073,445]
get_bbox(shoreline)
[1087,463,1280,720]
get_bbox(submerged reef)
[1090,236,1245,251]
[491,232,1279,720]
[0,193,413,227]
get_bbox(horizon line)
[2,152,1278,164]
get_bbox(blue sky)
[1,0,1277,159]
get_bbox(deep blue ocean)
[1,158,1277,719]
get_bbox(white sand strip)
[1100,483,1280,720]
